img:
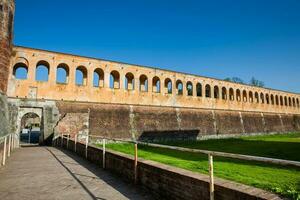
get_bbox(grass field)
[99,133,300,200]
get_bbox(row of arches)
[12,61,300,109]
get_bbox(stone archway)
[17,107,43,144]
[20,112,41,144]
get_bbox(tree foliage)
[249,77,265,87]
[224,76,265,87]
[224,77,244,84]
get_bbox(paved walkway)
[0,146,153,200]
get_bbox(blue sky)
[14,0,300,93]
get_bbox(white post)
[74,134,77,152]
[2,136,7,166]
[209,154,214,200]
[7,134,11,157]
[102,139,106,169]
[85,135,89,159]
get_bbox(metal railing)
[54,133,300,200]
[0,133,20,166]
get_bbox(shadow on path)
[45,147,152,200]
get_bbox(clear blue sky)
[14,0,300,93]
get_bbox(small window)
[110,70,120,89]
[176,80,183,95]
[125,72,134,90]
[36,61,50,82]
[164,78,172,94]
[13,63,28,80]
[222,87,227,100]
[205,84,211,98]
[214,86,219,99]
[93,68,104,87]
[56,63,69,84]
[139,75,148,92]
[152,76,161,93]
[196,83,202,97]
[186,82,193,96]
[76,66,88,86]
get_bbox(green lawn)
[97,133,300,200]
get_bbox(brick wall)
[55,138,282,200]
[56,101,300,140]
[54,113,89,138]
[0,0,14,94]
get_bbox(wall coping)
[88,143,282,200]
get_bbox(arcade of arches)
[4,46,300,143]
[9,46,300,115]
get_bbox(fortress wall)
[55,101,300,140]
[0,94,9,137]
[215,111,244,135]
[242,112,265,133]
[294,115,300,130]
[8,46,300,116]
[281,114,298,131]
[263,114,284,133]
[178,109,215,136]
[89,104,131,138]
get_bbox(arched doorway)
[20,112,41,144]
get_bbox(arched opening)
[271,95,274,105]
[176,80,183,95]
[36,60,50,82]
[186,81,193,96]
[152,76,161,93]
[255,92,259,103]
[260,93,265,104]
[76,66,88,86]
[93,68,104,87]
[297,98,300,108]
[110,70,120,89]
[139,75,148,92]
[56,63,69,84]
[20,113,41,144]
[13,63,28,80]
[288,97,292,107]
[292,98,296,107]
[236,89,241,102]
[205,84,211,98]
[196,83,202,97]
[275,95,279,105]
[249,91,253,103]
[222,87,227,100]
[229,88,234,101]
[284,96,288,106]
[266,94,270,104]
[243,90,247,102]
[280,96,283,106]
[214,86,219,99]
[125,72,134,90]
[164,78,172,94]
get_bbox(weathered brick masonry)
[0,0,14,94]
[0,0,14,137]
[55,137,282,200]
[56,101,300,140]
